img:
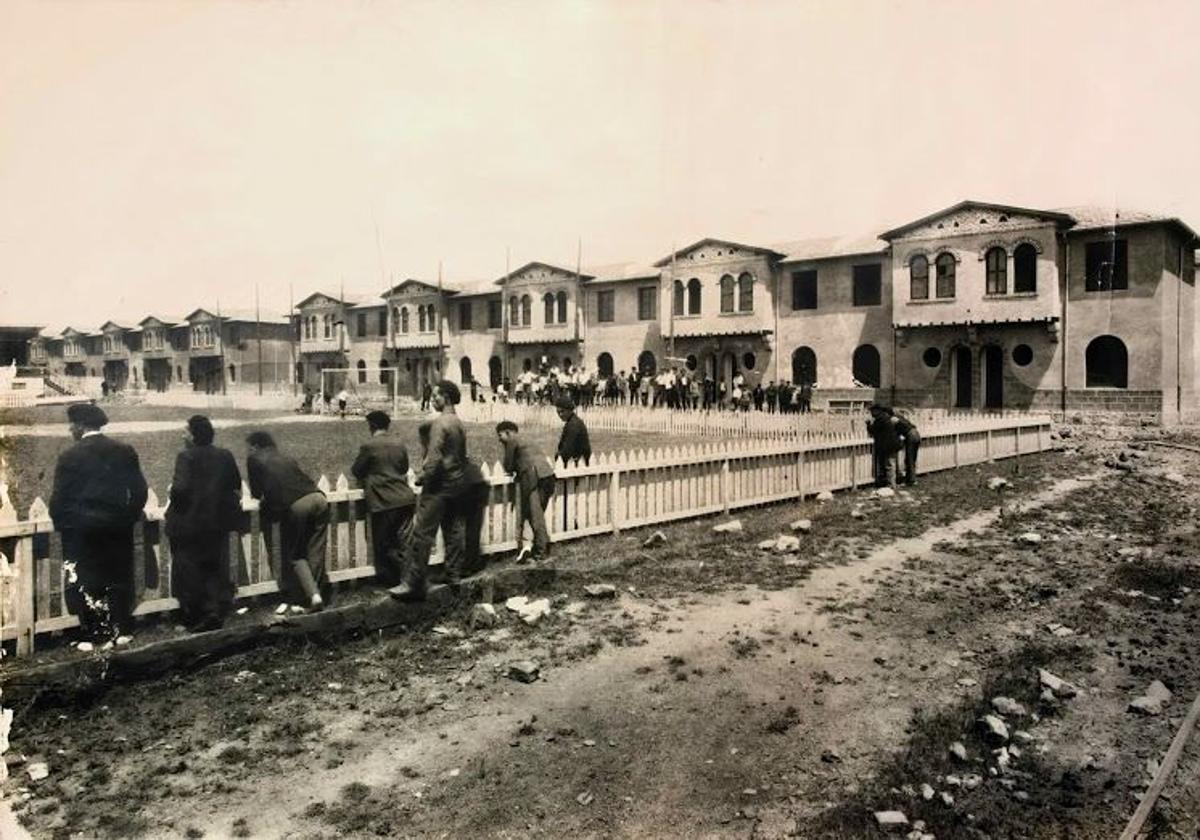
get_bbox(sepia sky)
[2,0,1198,329]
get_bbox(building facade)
[26,200,1200,417]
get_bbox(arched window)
[418,305,427,332]
[427,305,436,332]
[909,255,928,300]
[1086,336,1128,388]
[400,307,409,333]
[935,253,956,298]
[985,247,1007,295]
[737,272,754,312]
[228,364,237,382]
[459,356,472,384]
[392,307,400,334]
[687,278,702,314]
[1014,243,1037,293]
[357,359,367,384]
[323,314,332,338]
[596,352,614,376]
[556,291,568,324]
[673,280,685,316]
[302,317,310,339]
[522,357,532,372]
[637,350,657,376]
[720,274,735,313]
[852,344,881,388]
[521,295,532,326]
[543,292,555,324]
[488,355,502,387]
[509,296,519,326]
[792,346,817,385]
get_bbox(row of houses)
[22,200,1199,417]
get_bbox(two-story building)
[26,198,1199,418]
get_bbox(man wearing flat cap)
[50,403,149,643]
[351,410,415,586]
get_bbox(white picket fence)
[459,400,1053,441]
[0,414,1053,656]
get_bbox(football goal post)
[319,366,400,417]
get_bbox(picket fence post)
[985,429,993,462]
[953,433,961,468]
[720,458,731,515]
[609,468,621,536]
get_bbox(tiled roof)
[775,234,889,263]
[586,261,661,283]
[1058,206,1175,230]
[672,323,773,339]
[448,278,502,297]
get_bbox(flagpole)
[288,282,297,397]
[255,284,263,396]
[668,243,677,361]
[502,247,511,382]
[575,237,583,360]
[437,260,446,382]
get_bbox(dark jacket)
[351,434,416,513]
[165,444,243,538]
[247,447,321,519]
[50,433,148,532]
[557,414,591,465]
[893,413,920,442]
[867,414,902,454]
[502,436,555,492]
[418,411,467,492]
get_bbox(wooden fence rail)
[0,415,1053,656]
[457,400,1053,441]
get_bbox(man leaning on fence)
[866,403,902,490]
[892,409,921,486]
[165,415,243,632]
[497,420,556,564]
[245,431,331,612]
[49,403,148,645]
[390,379,471,602]
[351,410,415,586]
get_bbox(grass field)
[1,411,662,514]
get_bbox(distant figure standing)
[892,409,921,486]
[555,396,591,466]
[866,403,902,490]
[799,378,813,414]
[420,381,433,411]
[245,431,330,612]
[497,420,556,563]
[351,411,415,586]
[165,415,243,632]
[49,403,148,644]
[391,380,470,601]
[336,388,350,418]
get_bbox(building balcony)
[389,332,445,350]
[140,346,173,359]
[189,344,222,358]
[505,323,579,346]
[299,336,344,353]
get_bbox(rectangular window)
[459,302,472,330]
[487,299,502,329]
[637,286,657,320]
[791,270,818,310]
[597,290,615,322]
[1085,239,1128,291]
[356,313,367,338]
[377,310,387,336]
[852,264,882,306]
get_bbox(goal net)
[319,367,400,416]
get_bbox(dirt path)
[9,440,1200,840]
[129,473,1098,839]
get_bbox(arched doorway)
[851,345,881,388]
[596,352,614,377]
[488,355,502,388]
[1085,335,1128,388]
[459,356,472,384]
[721,351,738,386]
[637,351,657,376]
[981,345,1003,409]
[791,346,817,385]
[952,346,973,409]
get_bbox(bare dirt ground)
[5,424,1200,839]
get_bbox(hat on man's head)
[555,395,576,411]
[67,403,108,429]
[365,410,391,431]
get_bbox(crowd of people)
[47,385,592,646]
[494,360,818,414]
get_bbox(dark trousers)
[463,483,491,575]
[903,435,921,485]
[403,485,468,591]
[62,527,136,641]
[170,531,233,628]
[278,492,331,604]
[520,476,556,558]
[370,505,414,586]
[873,448,900,489]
